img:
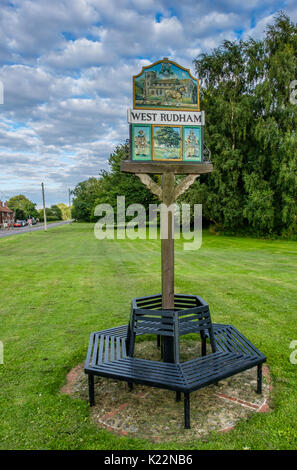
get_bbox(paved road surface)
[0,220,73,238]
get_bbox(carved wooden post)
[161,172,175,362]
[161,172,175,311]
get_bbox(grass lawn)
[0,223,296,450]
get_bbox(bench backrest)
[127,294,217,361]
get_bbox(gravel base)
[62,337,271,443]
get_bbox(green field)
[0,223,296,450]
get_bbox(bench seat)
[84,324,266,428]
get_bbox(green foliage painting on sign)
[153,125,182,160]
[155,126,181,147]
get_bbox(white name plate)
[128,108,205,126]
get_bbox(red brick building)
[0,201,14,228]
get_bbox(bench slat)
[90,364,185,386]
[110,336,115,361]
[91,334,100,367]
[98,335,104,363]
[116,336,121,360]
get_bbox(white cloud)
[43,38,113,69]
[242,13,276,41]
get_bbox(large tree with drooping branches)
[184,12,297,237]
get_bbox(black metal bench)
[84,295,266,429]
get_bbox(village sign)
[127,58,205,163]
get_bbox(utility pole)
[41,182,47,231]
[68,188,72,219]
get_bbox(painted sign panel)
[152,125,182,161]
[131,124,203,162]
[128,108,205,126]
[133,58,199,111]
[131,124,152,161]
[183,127,202,162]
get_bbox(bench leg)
[201,337,206,357]
[176,391,181,402]
[128,332,136,358]
[128,382,134,391]
[88,374,95,407]
[257,364,262,394]
[184,393,190,429]
[157,335,161,348]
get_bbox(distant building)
[0,201,14,228]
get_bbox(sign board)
[129,58,205,163]
[128,109,205,125]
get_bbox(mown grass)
[0,223,296,450]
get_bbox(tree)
[188,12,297,237]
[71,141,157,222]
[50,205,62,220]
[155,126,181,147]
[38,205,63,221]
[57,203,71,220]
[7,195,38,220]
[94,141,157,217]
[71,177,103,222]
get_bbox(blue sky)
[0,0,296,207]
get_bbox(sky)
[0,0,296,207]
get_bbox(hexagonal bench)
[84,295,266,428]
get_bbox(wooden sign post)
[121,58,213,362]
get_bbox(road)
[0,220,73,238]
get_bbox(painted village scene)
[133,59,199,110]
